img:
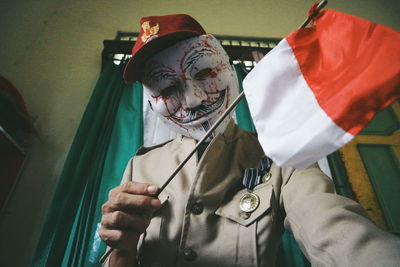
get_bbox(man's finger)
[120,181,159,195]
[106,192,161,211]
[101,211,151,233]
[99,228,139,250]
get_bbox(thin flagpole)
[100,0,328,263]
[299,0,328,29]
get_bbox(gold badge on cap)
[239,192,260,213]
[141,21,159,42]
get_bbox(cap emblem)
[141,21,159,42]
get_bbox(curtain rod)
[101,35,281,71]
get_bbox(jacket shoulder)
[135,139,175,156]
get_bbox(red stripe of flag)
[287,9,400,135]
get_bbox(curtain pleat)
[79,79,144,266]
[234,64,256,132]
[32,60,144,267]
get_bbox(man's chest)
[131,139,283,266]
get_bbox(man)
[100,14,400,266]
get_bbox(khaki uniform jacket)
[105,122,400,266]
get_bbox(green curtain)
[32,60,144,267]
[233,64,310,267]
[234,65,256,132]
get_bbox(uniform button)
[191,203,204,215]
[239,211,251,220]
[183,248,197,261]
[262,172,272,183]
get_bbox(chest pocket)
[215,183,274,226]
[214,183,275,266]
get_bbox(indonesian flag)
[243,9,400,169]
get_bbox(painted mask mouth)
[171,89,226,124]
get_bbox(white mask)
[142,34,239,140]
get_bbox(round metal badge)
[262,172,272,183]
[239,192,260,213]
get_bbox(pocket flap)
[215,183,273,227]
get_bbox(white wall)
[0,0,398,266]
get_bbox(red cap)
[123,14,206,83]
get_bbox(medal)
[240,156,272,216]
[239,192,260,212]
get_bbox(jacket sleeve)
[101,158,135,267]
[280,163,400,266]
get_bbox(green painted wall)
[0,0,398,266]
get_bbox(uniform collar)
[179,119,242,145]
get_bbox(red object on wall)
[0,129,26,209]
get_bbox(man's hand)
[99,182,161,253]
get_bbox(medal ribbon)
[242,156,272,190]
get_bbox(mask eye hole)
[194,68,213,80]
[160,85,178,98]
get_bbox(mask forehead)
[142,35,229,86]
